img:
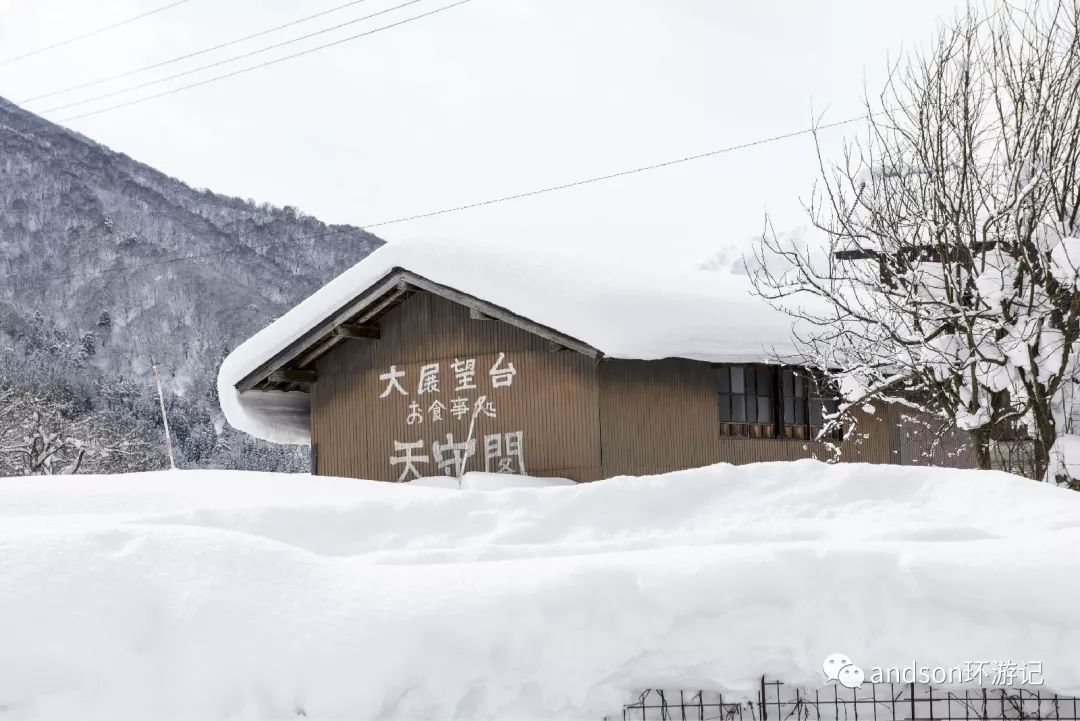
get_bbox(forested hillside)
[0,96,383,473]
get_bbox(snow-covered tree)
[752,1,1080,481]
[0,380,156,475]
[0,91,381,475]
[81,332,96,357]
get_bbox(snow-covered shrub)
[1047,434,1080,489]
[0,378,156,475]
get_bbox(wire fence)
[622,679,1080,721]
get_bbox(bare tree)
[752,0,1080,480]
[0,380,153,475]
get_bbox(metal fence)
[622,679,1080,721]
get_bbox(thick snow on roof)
[0,461,1077,719]
[219,238,799,444]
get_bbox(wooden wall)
[309,291,952,482]
[596,359,894,477]
[311,293,604,482]
[885,405,976,469]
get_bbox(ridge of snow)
[0,461,1077,719]
[217,238,800,444]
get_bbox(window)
[717,365,840,440]
[717,365,776,438]
[781,369,838,440]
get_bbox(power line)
[20,0,382,104]
[0,0,466,140]
[39,0,429,114]
[358,115,867,228]
[7,112,869,286]
[0,1,193,68]
[55,0,473,122]
[0,0,469,148]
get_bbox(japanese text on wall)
[379,352,525,481]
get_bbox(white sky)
[0,0,962,266]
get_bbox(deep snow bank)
[0,461,1078,720]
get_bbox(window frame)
[715,363,781,439]
[715,363,840,441]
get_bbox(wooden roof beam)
[334,323,380,339]
[269,369,316,384]
[835,241,1003,262]
[834,248,881,261]
[354,283,411,325]
[295,336,343,370]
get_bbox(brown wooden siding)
[309,292,942,482]
[311,292,604,482]
[885,405,976,468]
[597,359,894,476]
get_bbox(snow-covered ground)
[0,461,1078,720]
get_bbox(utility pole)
[152,364,177,470]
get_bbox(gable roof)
[218,238,801,444]
[233,267,602,396]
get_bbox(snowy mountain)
[0,96,383,471]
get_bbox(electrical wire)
[55,0,473,122]
[0,1,871,289]
[0,1,193,68]
[38,0,429,114]
[1,112,870,286]
[20,0,382,104]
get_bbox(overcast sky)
[0,0,963,266]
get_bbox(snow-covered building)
[218,239,971,481]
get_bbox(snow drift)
[0,461,1077,720]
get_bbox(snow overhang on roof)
[232,268,602,395]
[218,238,800,444]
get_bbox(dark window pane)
[793,372,805,398]
[745,368,756,395]
[810,399,824,427]
[757,368,771,393]
[783,370,794,398]
[794,398,807,425]
[716,367,730,393]
[732,396,746,422]
[730,366,744,394]
[784,398,795,424]
[718,394,731,421]
[758,396,772,422]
